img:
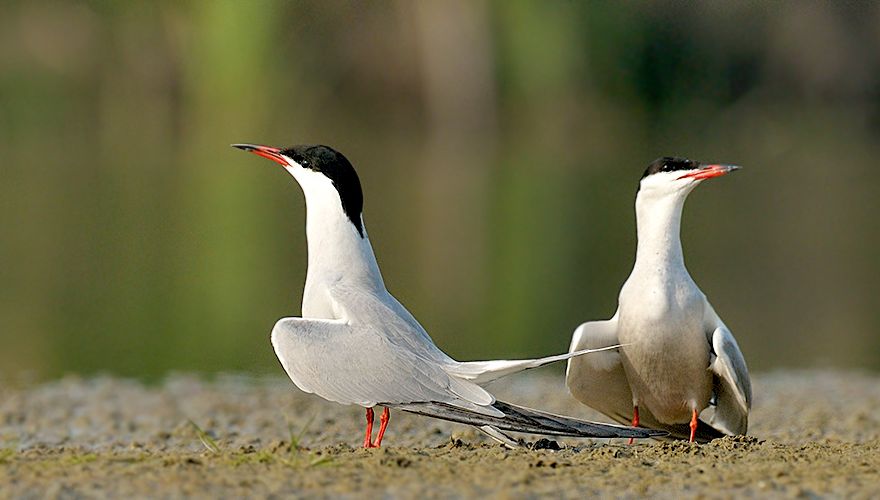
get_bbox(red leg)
[628,405,640,445]
[363,407,375,448]
[372,407,390,448]
[689,408,698,443]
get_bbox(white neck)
[632,189,688,274]
[288,168,385,296]
[306,197,383,286]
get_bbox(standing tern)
[233,143,662,448]
[566,157,752,443]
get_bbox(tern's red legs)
[362,407,390,448]
[372,407,390,448]
[689,408,698,443]
[363,408,375,448]
[628,405,640,445]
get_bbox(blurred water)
[1,1,878,379]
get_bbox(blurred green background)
[1,1,878,380]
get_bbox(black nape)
[282,145,365,237]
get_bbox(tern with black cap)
[566,157,752,443]
[233,143,663,448]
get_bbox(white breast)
[617,273,712,424]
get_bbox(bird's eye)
[293,154,309,167]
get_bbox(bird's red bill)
[678,165,734,181]
[233,144,287,165]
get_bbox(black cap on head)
[641,157,700,179]
[283,145,364,237]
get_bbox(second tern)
[566,157,752,443]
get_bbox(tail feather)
[392,399,666,439]
[447,345,622,385]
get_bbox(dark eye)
[293,154,309,167]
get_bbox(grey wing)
[707,323,752,435]
[272,316,502,416]
[271,317,466,406]
[565,316,635,424]
[328,283,455,364]
[329,283,617,386]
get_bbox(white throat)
[285,167,385,313]
[632,188,689,274]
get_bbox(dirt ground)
[1,370,879,498]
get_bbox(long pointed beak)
[677,163,741,181]
[232,143,288,166]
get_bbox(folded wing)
[271,317,500,416]
[707,324,752,435]
[565,316,635,424]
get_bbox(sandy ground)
[1,370,879,498]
